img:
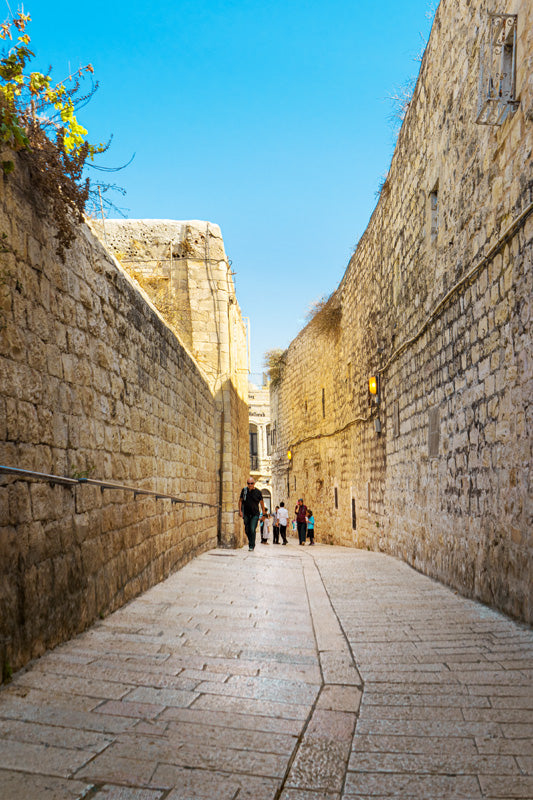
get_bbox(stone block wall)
[94,219,250,548]
[271,0,532,623]
[0,156,246,675]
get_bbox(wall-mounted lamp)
[287,449,292,461]
[368,374,381,405]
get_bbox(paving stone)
[286,738,350,792]
[1,545,531,800]
[157,705,304,734]
[0,717,113,751]
[151,763,281,797]
[359,704,464,721]
[91,787,164,799]
[123,687,199,707]
[490,694,533,708]
[517,755,533,774]
[0,769,93,799]
[36,662,200,690]
[279,791,341,800]
[343,771,483,798]
[355,717,506,738]
[160,720,297,753]
[169,655,263,675]
[306,709,357,741]
[500,722,533,737]
[190,692,311,719]
[461,707,533,723]
[0,737,94,777]
[348,750,520,775]
[194,675,319,704]
[0,700,138,733]
[257,662,322,683]
[159,741,288,777]
[361,690,491,708]
[14,671,132,699]
[316,685,362,713]
[475,736,533,755]
[239,648,317,665]
[94,700,166,719]
[478,774,533,798]
[319,652,362,686]
[1,685,100,712]
[351,733,478,754]
[178,668,229,683]
[75,751,157,785]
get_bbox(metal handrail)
[0,465,219,508]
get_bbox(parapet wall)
[271,0,532,623]
[96,219,250,548]
[0,158,247,675]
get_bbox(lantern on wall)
[368,374,380,405]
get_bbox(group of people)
[238,478,315,551]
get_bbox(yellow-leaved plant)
[0,9,112,258]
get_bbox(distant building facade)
[248,381,273,511]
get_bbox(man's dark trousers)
[244,514,260,549]
[297,521,307,545]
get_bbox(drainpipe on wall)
[217,404,224,546]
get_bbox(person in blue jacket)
[306,508,315,545]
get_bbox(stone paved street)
[0,542,531,800]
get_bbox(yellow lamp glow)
[287,449,292,461]
[369,376,378,395]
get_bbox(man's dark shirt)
[296,504,307,523]
[240,487,263,516]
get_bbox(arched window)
[261,488,272,513]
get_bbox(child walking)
[261,511,271,544]
[306,508,315,545]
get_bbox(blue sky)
[7,0,435,377]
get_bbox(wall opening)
[429,183,439,243]
[249,424,258,470]
[428,406,440,458]
[392,400,400,438]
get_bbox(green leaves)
[0,10,99,156]
[0,9,112,261]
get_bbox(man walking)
[272,506,280,544]
[239,477,266,551]
[277,501,289,545]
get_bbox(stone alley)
[0,540,531,800]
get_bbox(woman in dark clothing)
[295,498,307,545]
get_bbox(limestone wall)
[95,219,250,548]
[0,158,247,675]
[272,0,532,623]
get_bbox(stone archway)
[261,487,272,513]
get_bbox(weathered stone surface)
[271,0,533,625]
[0,544,531,799]
[0,160,248,674]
